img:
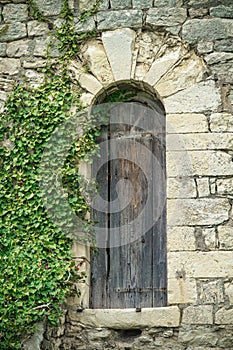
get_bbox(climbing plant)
[0,1,103,349]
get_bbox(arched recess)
[68,27,216,309]
[90,82,166,309]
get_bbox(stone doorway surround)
[65,27,233,328]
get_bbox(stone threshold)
[68,306,180,329]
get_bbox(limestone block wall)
[1,0,233,349]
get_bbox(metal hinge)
[115,287,166,293]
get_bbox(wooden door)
[90,101,166,308]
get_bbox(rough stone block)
[196,178,209,197]
[0,58,20,75]
[167,177,196,199]
[167,226,196,251]
[217,178,233,195]
[97,10,142,30]
[68,307,180,328]
[178,327,218,346]
[225,282,233,304]
[166,114,208,134]
[167,150,233,177]
[27,20,49,37]
[168,251,233,278]
[2,4,28,22]
[205,52,233,65]
[144,45,187,86]
[79,72,103,95]
[182,305,213,325]
[6,39,31,57]
[0,43,7,57]
[153,0,183,5]
[167,198,230,226]
[34,0,63,16]
[218,226,233,249]
[155,51,205,97]
[167,133,233,151]
[200,280,224,304]
[24,69,44,88]
[0,22,27,42]
[81,40,113,85]
[202,227,217,250]
[111,0,132,9]
[23,59,47,68]
[189,8,209,18]
[215,308,233,324]
[209,113,233,132]
[102,28,136,81]
[214,38,233,52]
[182,19,233,43]
[147,7,187,26]
[74,16,95,33]
[197,41,214,54]
[164,81,221,113]
[133,0,152,8]
[168,277,197,304]
[210,5,233,18]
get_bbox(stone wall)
[1,0,233,349]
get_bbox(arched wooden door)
[90,91,166,309]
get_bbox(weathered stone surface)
[27,20,49,37]
[210,113,233,132]
[182,19,233,43]
[164,81,221,113]
[81,40,113,85]
[133,0,152,8]
[153,0,183,5]
[34,38,59,57]
[197,41,213,54]
[24,69,44,88]
[167,226,196,251]
[0,22,27,42]
[205,52,233,65]
[196,178,209,197]
[155,51,205,97]
[214,38,233,52]
[2,4,28,22]
[102,28,136,80]
[217,178,233,195]
[182,306,213,325]
[79,72,103,95]
[97,10,142,30]
[167,177,196,199]
[215,308,233,324]
[147,7,187,26]
[0,58,20,75]
[111,0,132,9]
[167,198,230,226]
[225,282,233,304]
[74,16,95,33]
[80,92,94,107]
[144,45,186,86]
[210,5,233,18]
[178,327,218,346]
[168,251,233,278]
[166,114,208,134]
[23,59,47,68]
[167,133,233,151]
[7,39,31,57]
[200,280,224,304]
[202,227,217,250]
[167,150,233,177]
[68,307,180,328]
[0,43,7,57]
[218,226,233,249]
[189,8,209,18]
[35,0,63,16]
[168,278,197,304]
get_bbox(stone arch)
[69,27,222,309]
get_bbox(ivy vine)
[0,0,103,349]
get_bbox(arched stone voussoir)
[155,51,207,98]
[79,39,114,86]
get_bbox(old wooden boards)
[90,99,166,309]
